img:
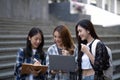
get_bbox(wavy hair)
[53,25,75,55]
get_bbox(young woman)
[75,19,110,80]
[14,27,46,80]
[46,25,77,80]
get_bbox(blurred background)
[0,0,120,80]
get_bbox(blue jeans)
[82,75,94,80]
[49,73,69,80]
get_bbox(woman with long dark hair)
[75,19,110,80]
[14,27,46,80]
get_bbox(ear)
[28,36,31,41]
[87,30,90,34]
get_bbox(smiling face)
[53,31,63,47]
[29,33,42,49]
[77,25,89,41]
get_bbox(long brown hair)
[53,25,75,55]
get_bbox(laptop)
[49,55,77,72]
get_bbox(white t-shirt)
[29,49,37,80]
[81,40,94,69]
[32,49,36,55]
[82,53,92,69]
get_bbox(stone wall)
[0,0,48,22]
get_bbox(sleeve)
[73,45,78,63]
[46,50,50,67]
[45,46,54,74]
[46,45,57,66]
[93,42,109,73]
[14,48,24,77]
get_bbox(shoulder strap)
[106,46,112,66]
[91,39,100,56]
[88,39,100,69]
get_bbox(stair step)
[0,47,20,52]
[113,59,120,66]
[0,41,53,49]
[113,60,120,80]
[112,50,120,60]
[105,41,120,50]
[0,31,27,35]
[0,62,14,68]
[113,73,120,80]
[0,34,50,38]
[0,50,17,56]
[112,50,120,54]
[0,71,14,80]
[0,35,26,42]
[0,55,16,62]
[0,41,25,48]
[100,35,120,42]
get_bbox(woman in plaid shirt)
[46,25,77,80]
[14,27,46,80]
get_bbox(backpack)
[90,39,113,80]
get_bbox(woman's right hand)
[81,44,89,53]
[81,44,95,64]
[34,61,41,66]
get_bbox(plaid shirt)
[46,44,77,66]
[46,44,78,80]
[14,48,45,80]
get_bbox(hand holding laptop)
[50,70,58,74]
[50,70,64,74]
[49,55,77,72]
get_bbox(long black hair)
[75,19,99,80]
[24,27,45,61]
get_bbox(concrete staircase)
[0,19,120,80]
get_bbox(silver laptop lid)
[49,55,77,72]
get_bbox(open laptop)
[49,55,77,72]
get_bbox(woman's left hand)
[29,66,41,76]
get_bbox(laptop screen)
[49,55,77,72]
